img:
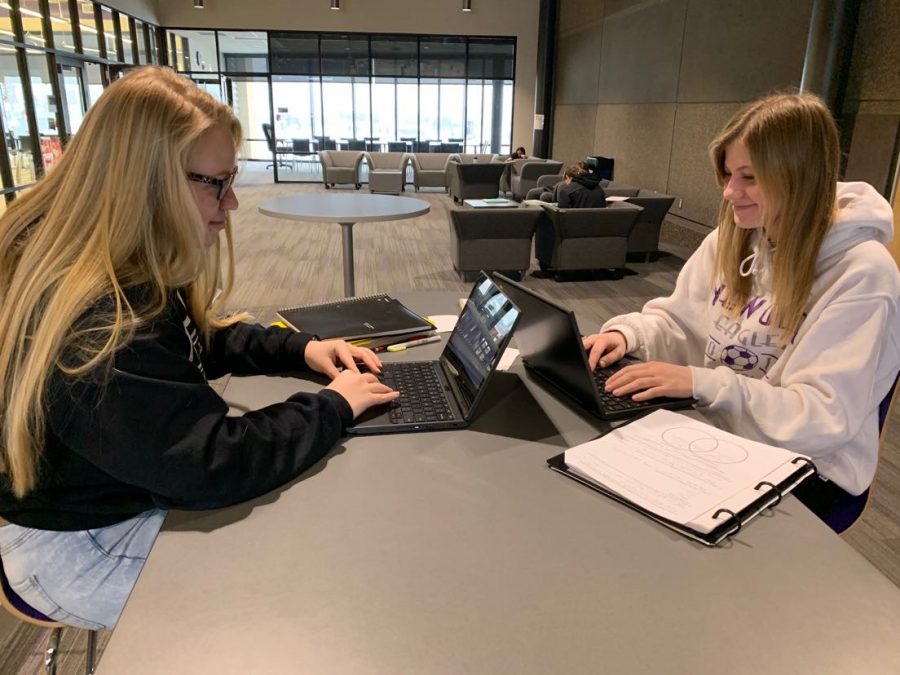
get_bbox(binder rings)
[548,410,817,546]
[276,294,434,342]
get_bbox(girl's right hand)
[326,370,400,418]
[583,330,627,371]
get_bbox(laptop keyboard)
[591,366,658,413]
[380,362,455,424]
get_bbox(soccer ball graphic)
[721,344,759,371]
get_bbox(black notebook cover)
[276,294,434,341]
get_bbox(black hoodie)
[557,172,608,209]
[0,289,353,531]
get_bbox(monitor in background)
[585,155,614,181]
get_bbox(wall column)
[800,0,860,116]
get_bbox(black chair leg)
[86,630,97,675]
[46,626,62,675]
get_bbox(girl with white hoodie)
[583,92,900,532]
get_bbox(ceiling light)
[462,0,472,11]
[330,0,341,9]
[193,0,204,8]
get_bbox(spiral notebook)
[548,409,817,546]
[276,294,433,341]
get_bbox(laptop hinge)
[439,355,473,415]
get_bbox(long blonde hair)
[709,92,840,342]
[0,66,243,498]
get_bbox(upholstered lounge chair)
[364,152,409,194]
[625,190,676,260]
[319,150,364,189]
[449,206,544,281]
[535,202,643,278]
[447,162,506,203]
[510,160,564,201]
[409,153,454,191]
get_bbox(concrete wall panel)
[555,27,603,105]
[593,103,676,193]
[677,0,811,103]
[552,104,598,166]
[597,0,687,104]
[666,103,742,226]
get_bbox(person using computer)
[556,162,607,208]
[506,146,528,161]
[0,66,399,630]
[582,92,900,528]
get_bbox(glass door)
[223,75,274,182]
[56,61,88,139]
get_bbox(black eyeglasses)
[186,166,238,201]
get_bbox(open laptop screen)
[441,276,519,416]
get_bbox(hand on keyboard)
[326,370,399,418]
[603,361,694,401]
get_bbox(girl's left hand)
[304,340,382,379]
[604,361,693,401]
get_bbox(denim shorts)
[0,508,166,630]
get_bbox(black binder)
[277,294,434,341]
[547,413,817,547]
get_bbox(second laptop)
[492,273,694,420]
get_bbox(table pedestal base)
[340,222,355,296]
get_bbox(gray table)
[258,194,430,297]
[98,294,900,674]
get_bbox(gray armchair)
[625,190,676,260]
[364,151,409,194]
[447,162,506,203]
[449,206,545,281]
[409,152,454,191]
[535,202,643,278]
[510,160,564,201]
[319,150,364,189]
[524,174,565,201]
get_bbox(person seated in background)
[0,66,398,630]
[528,162,582,203]
[506,146,528,161]
[557,162,607,208]
[582,92,900,531]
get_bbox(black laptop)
[492,273,694,420]
[348,273,521,435]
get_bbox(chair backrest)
[548,202,642,239]
[0,552,63,626]
[453,153,486,164]
[291,138,311,153]
[536,174,562,190]
[365,151,407,170]
[520,161,563,180]
[414,153,453,170]
[346,139,366,151]
[316,136,336,151]
[387,141,407,152]
[626,195,675,225]
[604,185,641,198]
[321,150,363,168]
[453,162,506,182]
[450,206,544,240]
[261,123,276,152]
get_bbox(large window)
[0,16,518,191]
[265,31,516,182]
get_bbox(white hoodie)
[603,182,900,494]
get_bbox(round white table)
[258,194,430,297]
